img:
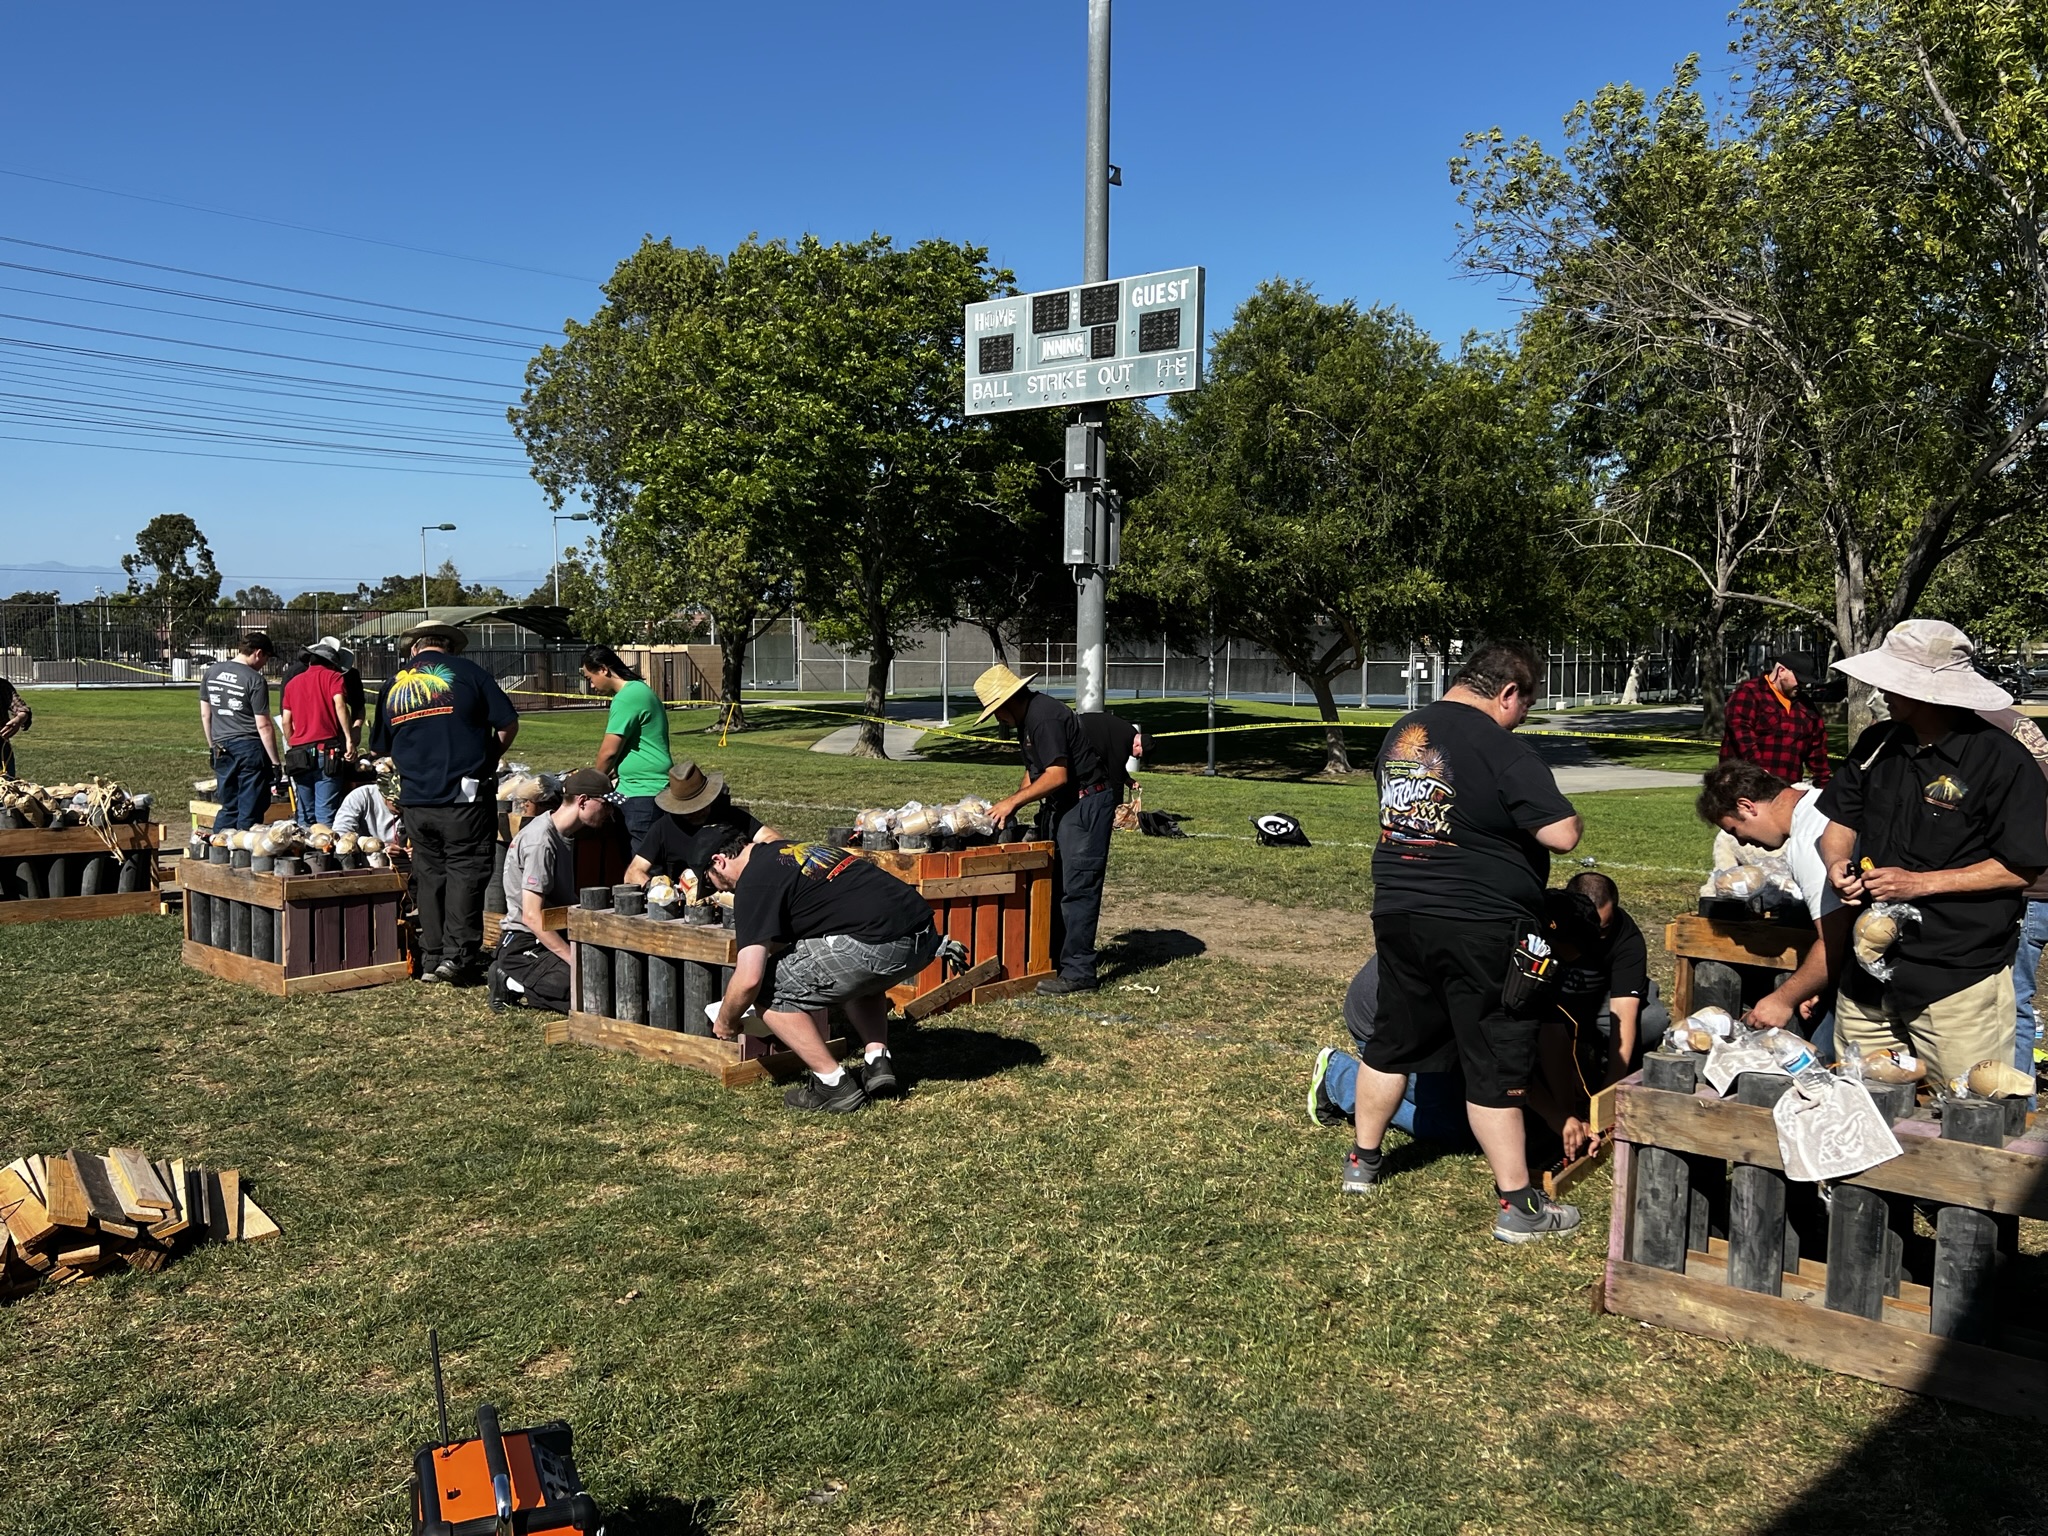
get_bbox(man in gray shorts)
[706,833,960,1113]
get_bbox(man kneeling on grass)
[706,834,964,1113]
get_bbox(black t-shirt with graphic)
[733,842,934,950]
[633,797,762,881]
[1371,699,1576,921]
[368,647,518,807]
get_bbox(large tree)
[121,513,220,647]
[1458,2,2048,732]
[1124,281,1571,774]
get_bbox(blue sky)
[0,1,1737,603]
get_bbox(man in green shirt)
[581,645,672,848]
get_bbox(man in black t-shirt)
[622,761,779,888]
[1353,641,1587,1244]
[370,619,520,985]
[975,664,1113,995]
[706,834,951,1113]
[1552,870,1666,1079]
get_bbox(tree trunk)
[853,640,893,759]
[1617,650,1648,707]
[978,622,1008,665]
[1305,672,1353,775]
[715,628,750,732]
[1696,611,1729,740]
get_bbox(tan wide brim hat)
[973,663,1036,724]
[655,760,726,816]
[400,619,467,654]
[1833,619,2011,711]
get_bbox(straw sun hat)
[972,663,1037,723]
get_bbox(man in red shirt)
[279,639,355,827]
[1720,653,1831,786]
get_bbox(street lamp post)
[420,523,457,614]
[552,513,591,607]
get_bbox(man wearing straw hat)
[1816,620,2048,1082]
[371,618,520,986]
[973,663,1113,995]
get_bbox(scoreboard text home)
[964,266,1204,416]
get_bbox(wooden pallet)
[179,857,410,996]
[0,822,163,924]
[856,841,1058,1013]
[1601,1065,2048,1421]
[1665,913,1814,1017]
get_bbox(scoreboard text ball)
[965,266,1204,416]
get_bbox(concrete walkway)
[1548,764,1703,793]
[809,720,939,759]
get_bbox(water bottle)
[1756,1027,1834,1094]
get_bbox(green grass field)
[0,690,2027,1534]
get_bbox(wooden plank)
[0,822,161,857]
[175,859,288,907]
[950,844,1055,875]
[108,1148,175,1213]
[974,891,1001,972]
[199,1169,230,1243]
[221,1170,243,1242]
[546,1011,824,1087]
[371,894,402,966]
[283,902,314,978]
[972,971,1056,1005]
[66,1151,128,1225]
[312,899,342,973]
[150,1158,190,1240]
[19,1155,46,1204]
[1544,1137,1612,1203]
[1589,1080,1621,1136]
[276,869,412,902]
[902,957,1002,1021]
[0,1168,55,1249]
[54,1244,101,1267]
[182,938,288,995]
[567,908,736,962]
[238,1189,280,1242]
[1604,1258,2048,1422]
[1614,1084,2048,1220]
[279,959,413,996]
[914,871,1018,901]
[343,897,371,969]
[999,884,1028,981]
[96,1153,156,1223]
[1026,858,1054,977]
[1663,913,1813,970]
[40,1156,89,1229]
[0,890,161,925]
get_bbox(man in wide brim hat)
[1812,619,2048,1083]
[398,618,468,654]
[655,759,727,816]
[971,662,1115,995]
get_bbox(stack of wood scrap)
[0,1148,278,1296]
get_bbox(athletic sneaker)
[783,1071,870,1114]
[1492,1192,1582,1244]
[862,1050,899,1098]
[419,960,453,985]
[1308,1047,1346,1127]
[1340,1147,1382,1195]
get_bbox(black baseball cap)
[1769,653,1818,688]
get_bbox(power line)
[0,431,532,479]
[0,405,527,467]
[0,386,518,450]
[0,355,508,418]
[0,336,514,406]
[0,311,519,388]
[0,255,553,344]
[0,167,601,284]
[0,234,568,334]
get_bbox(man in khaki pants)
[1817,621,2048,1081]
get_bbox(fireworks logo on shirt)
[1922,773,1968,809]
[779,842,859,881]
[1379,723,1455,848]
[385,662,456,725]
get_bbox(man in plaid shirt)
[1720,654,1831,786]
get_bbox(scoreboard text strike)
[964,266,1204,416]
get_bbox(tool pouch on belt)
[1499,926,1557,1017]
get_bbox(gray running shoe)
[1492,1192,1581,1243]
[1340,1147,1382,1195]
[862,1049,899,1098]
[1308,1047,1345,1127]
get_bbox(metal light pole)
[1206,597,1218,776]
[551,513,591,607]
[420,523,456,613]
[1072,0,1113,715]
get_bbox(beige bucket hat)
[1833,619,2011,710]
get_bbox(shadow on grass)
[895,1025,1046,1087]
[1099,926,1208,983]
[604,1491,717,1535]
